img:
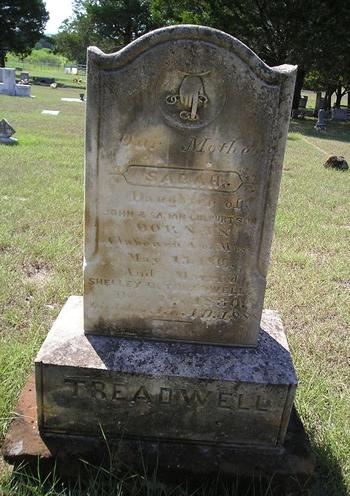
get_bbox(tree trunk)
[335,84,343,108]
[0,50,5,68]
[292,68,306,111]
[325,85,336,110]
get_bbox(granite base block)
[2,375,315,489]
[35,296,297,449]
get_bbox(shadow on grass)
[289,117,350,144]
[306,440,348,496]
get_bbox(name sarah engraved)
[120,165,243,193]
[64,377,271,412]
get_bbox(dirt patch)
[339,280,350,290]
[22,260,51,282]
[0,245,11,254]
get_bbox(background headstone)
[2,68,16,96]
[315,108,326,130]
[299,95,308,109]
[0,68,31,97]
[20,71,29,82]
[0,118,17,144]
[331,108,348,121]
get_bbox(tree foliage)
[54,0,155,64]
[0,0,49,67]
[152,0,350,108]
[54,0,350,108]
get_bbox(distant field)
[5,56,86,89]
[0,87,349,496]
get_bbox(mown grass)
[0,88,349,495]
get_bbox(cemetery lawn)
[0,87,349,495]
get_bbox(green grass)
[0,88,349,495]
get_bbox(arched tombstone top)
[84,25,297,346]
[87,25,296,84]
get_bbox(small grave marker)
[0,118,17,145]
[61,98,84,103]
[41,110,60,116]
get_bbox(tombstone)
[3,26,315,485]
[315,108,326,130]
[299,95,308,109]
[20,71,29,81]
[331,107,348,121]
[1,68,16,95]
[0,67,31,97]
[82,31,296,348]
[0,118,17,144]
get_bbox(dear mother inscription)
[84,26,296,346]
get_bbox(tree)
[54,16,98,64]
[0,0,49,67]
[85,0,155,46]
[151,0,350,110]
[54,0,156,64]
[35,35,55,50]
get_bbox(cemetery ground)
[0,86,349,496]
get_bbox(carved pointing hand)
[179,76,203,120]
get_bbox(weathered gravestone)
[3,26,315,483]
[0,118,17,145]
[315,109,326,131]
[83,27,296,347]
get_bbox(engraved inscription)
[181,136,259,156]
[121,165,243,193]
[119,134,263,157]
[64,377,271,412]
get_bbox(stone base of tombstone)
[34,296,298,448]
[2,295,314,487]
[15,84,31,97]
[2,378,315,492]
[0,136,17,145]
